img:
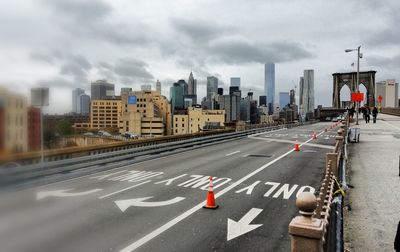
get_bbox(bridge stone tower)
[332,71,376,108]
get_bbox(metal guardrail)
[0,122,315,187]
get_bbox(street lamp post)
[345,46,362,125]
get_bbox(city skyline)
[1,0,399,114]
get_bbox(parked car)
[98,130,112,137]
[123,132,138,139]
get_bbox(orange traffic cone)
[203,176,219,209]
[313,131,317,140]
[294,140,300,151]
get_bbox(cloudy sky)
[1,0,399,114]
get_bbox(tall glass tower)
[265,63,275,115]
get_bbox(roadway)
[0,122,339,252]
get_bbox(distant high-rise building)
[229,86,240,96]
[301,70,315,116]
[72,88,85,113]
[177,80,188,95]
[121,87,132,93]
[279,92,290,109]
[259,95,267,106]
[218,88,224,96]
[218,94,240,123]
[78,94,90,115]
[207,76,218,100]
[230,77,241,88]
[91,80,115,100]
[375,79,399,107]
[290,89,296,105]
[170,82,185,113]
[141,84,152,91]
[299,77,304,115]
[265,63,275,115]
[156,80,162,94]
[188,72,197,95]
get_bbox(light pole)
[345,46,362,125]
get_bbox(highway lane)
[0,122,339,252]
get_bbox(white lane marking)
[98,180,152,199]
[225,150,241,156]
[248,137,335,150]
[247,127,287,137]
[36,188,102,200]
[227,208,263,241]
[119,131,323,252]
[115,196,186,211]
[381,120,400,131]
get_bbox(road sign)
[128,96,137,104]
[351,92,364,102]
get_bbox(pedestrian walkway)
[345,113,400,251]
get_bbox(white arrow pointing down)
[227,208,263,241]
[115,196,185,212]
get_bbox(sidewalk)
[345,113,400,251]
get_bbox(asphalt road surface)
[0,122,339,252]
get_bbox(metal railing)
[289,115,348,252]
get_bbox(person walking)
[372,106,378,123]
[395,221,400,252]
[362,106,369,123]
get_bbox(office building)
[0,87,28,154]
[155,80,162,94]
[218,88,224,96]
[301,70,315,116]
[78,94,90,115]
[206,76,218,100]
[188,72,197,95]
[72,88,85,113]
[28,106,41,151]
[230,77,241,88]
[218,93,241,123]
[299,77,304,115]
[170,82,185,113]
[173,107,225,135]
[279,92,290,109]
[375,79,399,107]
[290,89,296,105]
[259,95,267,106]
[121,90,172,136]
[90,99,122,129]
[91,80,115,100]
[265,63,275,115]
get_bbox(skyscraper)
[91,80,115,100]
[141,84,152,91]
[170,83,184,113]
[302,70,315,116]
[207,76,218,100]
[230,77,241,88]
[290,89,296,105]
[265,63,275,115]
[299,77,304,116]
[259,95,267,106]
[78,94,90,115]
[156,80,162,94]
[188,72,197,95]
[72,88,85,113]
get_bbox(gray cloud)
[59,54,92,83]
[42,0,112,20]
[367,54,400,70]
[36,77,76,89]
[171,18,234,42]
[208,39,313,64]
[114,58,154,82]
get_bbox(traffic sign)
[351,93,364,102]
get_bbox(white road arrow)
[115,196,185,212]
[36,188,103,200]
[227,208,263,241]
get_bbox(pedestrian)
[372,106,378,123]
[362,107,369,123]
[360,106,365,120]
[366,106,371,123]
[395,221,400,252]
